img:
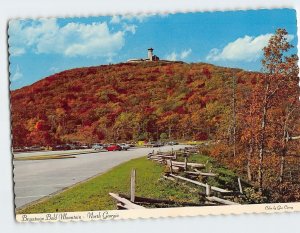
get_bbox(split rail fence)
[110,147,244,209]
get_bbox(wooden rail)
[109,193,146,209]
[169,174,232,193]
[171,161,205,168]
[206,196,241,205]
[185,170,217,177]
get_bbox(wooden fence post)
[206,183,211,197]
[131,169,136,202]
[170,160,173,174]
[184,157,188,171]
[238,177,243,194]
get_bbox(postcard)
[8,8,300,222]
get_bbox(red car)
[106,144,122,151]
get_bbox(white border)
[16,202,300,222]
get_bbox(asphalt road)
[13,145,187,208]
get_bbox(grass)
[183,140,209,145]
[17,156,200,214]
[176,153,242,192]
[14,149,101,161]
[17,152,244,214]
[14,155,76,161]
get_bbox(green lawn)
[14,155,76,161]
[17,153,246,214]
[17,156,200,214]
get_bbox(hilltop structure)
[127,48,160,63]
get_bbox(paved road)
[13,145,187,208]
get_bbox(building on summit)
[127,48,160,63]
[127,48,184,64]
[147,48,160,61]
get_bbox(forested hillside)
[11,61,254,147]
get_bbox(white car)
[92,144,104,151]
[118,143,130,150]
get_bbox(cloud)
[180,48,192,59]
[8,19,135,58]
[206,33,295,62]
[287,34,295,41]
[166,52,178,61]
[122,23,137,34]
[165,48,192,61]
[206,34,272,62]
[9,47,25,56]
[11,65,23,82]
[110,13,167,24]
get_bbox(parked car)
[118,143,130,150]
[52,144,72,151]
[128,142,136,147]
[27,145,43,151]
[81,144,89,149]
[74,144,89,149]
[168,141,179,146]
[153,141,164,147]
[67,144,76,150]
[102,144,109,150]
[145,141,163,147]
[13,147,26,152]
[106,144,122,151]
[92,143,104,151]
[145,142,155,147]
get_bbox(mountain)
[10,61,259,147]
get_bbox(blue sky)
[8,9,297,90]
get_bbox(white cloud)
[9,47,25,56]
[11,65,23,82]
[8,19,135,58]
[165,48,192,61]
[122,23,137,34]
[206,34,272,62]
[166,52,178,61]
[180,48,192,59]
[286,34,295,42]
[206,33,295,62]
[110,13,167,24]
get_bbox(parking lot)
[14,145,187,208]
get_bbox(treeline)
[207,29,300,202]
[12,58,252,146]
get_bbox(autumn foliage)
[10,28,300,202]
[206,29,300,202]
[11,62,246,146]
